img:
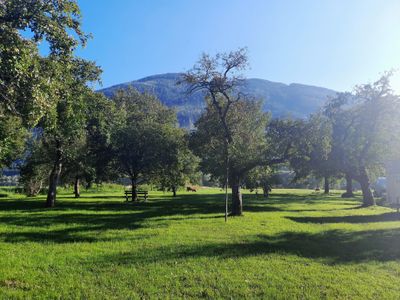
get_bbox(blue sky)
[76,0,400,92]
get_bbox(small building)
[386,161,400,205]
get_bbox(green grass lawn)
[0,187,400,299]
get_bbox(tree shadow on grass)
[0,209,149,243]
[0,191,356,213]
[0,192,287,215]
[92,228,400,265]
[288,212,400,224]
[0,226,138,243]
[0,194,234,243]
[0,192,379,244]
[266,192,361,207]
[76,195,125,199]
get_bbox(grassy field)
[0,187,400,299]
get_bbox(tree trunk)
[46,140,62,208]
[263,184,270,199]
[263,187,268,198]
[172,186,177,197]
[342,173,354,198]
[131,177,138,201]
[231,176,243,216]
[324,176,330,194]
[74,176,80,198]
[358,168,375,206]
[224,137,229,222]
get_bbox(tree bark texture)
[131,177,138,201]
[324,176,330,194]
[341,173,354,198]
[172,186,177,197]
[74,176,80,198]
[46,140,62,208]
[358,168,375,206]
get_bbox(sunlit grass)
[0,187,399,299]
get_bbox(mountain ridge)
[99,73,337,128]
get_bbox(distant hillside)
[99,73,337,128]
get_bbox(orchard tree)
[1,0,91,168]
[1,0,102,206]
[190,108,300,216]
[288,114,337,194]
[307,115,336,194]
[182,48,249,219]
[21,91,114,200]
[112,88,178,201]
[41,61,101,207]
[243,166,281,198]
[156,132,200,197]
[190,99,291,215]
[61,134,88,198]
[19,135,51,196]
[324,74,400,206]
[61,93,119,197]
[84,93,121,185]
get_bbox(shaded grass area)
[0,188,400,299]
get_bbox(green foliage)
[326,75,399,174]
[0,0,87,53]
[243,166,280,191]
[20,87,105,200]
[156,132,201,194]
[61,92,119,186]
[19,137,52,196]
[288,113,336,181]
[190,99,269,182]
[111,87,181,187]
[0,0,90,124]
[324,74,400,205]
[0,0,102,198]
[113,86,176,126]
[265,118,304,164]
[0,115,27,168]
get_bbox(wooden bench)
[124,190,148,202]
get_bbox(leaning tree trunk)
[74,176,80,198]
[46,140,62,208]
[131,177,138,201]
[342,173,354,198]
[358,168,375,206]
[231,176,243,216]
[324,176,330,194]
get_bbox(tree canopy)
[111,87,195,200]
[190,98,287,215]
[324,74,400,205]
[0,0,90,125]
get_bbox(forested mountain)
[99,73,337,128]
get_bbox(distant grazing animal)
[315,187,320,192]
[186,186,197,192]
